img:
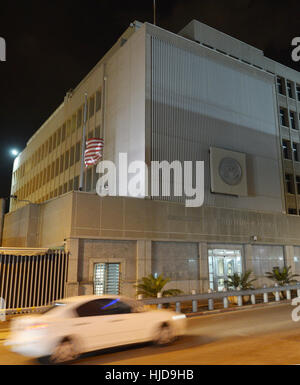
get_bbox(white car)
[5,295,187,364]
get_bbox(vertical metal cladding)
[151,36,201,203]
[0,251,69,309]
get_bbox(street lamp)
[10,149,19,157]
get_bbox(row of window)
[282,139,300,162]
[14,89,102,181]
[285,173,300,195]
[277,76,300,101]
[15,164,98,204]
[279,107,298,130]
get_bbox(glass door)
[208,249,242,291]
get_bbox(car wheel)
[49,337,79,364]
[154,323,175,346]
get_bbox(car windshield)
[40,302,67,314]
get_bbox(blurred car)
[5,295,186,364]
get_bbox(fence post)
[223,288,228,309]
[157,292,162,309]
[237,287,243,307]
[208,289,214,310]
[191,290,198,313]
[263,285,268,303]
[251,294,256,305]
[176,302,181,313]
[274,283,280,302]
[286,287,291,300]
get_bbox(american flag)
[84,138,104,167]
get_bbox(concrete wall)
[146,23,282,212]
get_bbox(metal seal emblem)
[219,157,242,186]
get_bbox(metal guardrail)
[1,283,300,316]
[139,283,300,313]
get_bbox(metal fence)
[140,284,300,313]
[0,251,69,310]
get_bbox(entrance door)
[208,249,242,291]
[94,263,120,295]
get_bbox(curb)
[185,299,291,318]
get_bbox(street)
[0,303,300,365]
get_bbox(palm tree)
[135,274,182,298]
[224,270,256,290]
[265,266,299,286]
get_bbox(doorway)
[208,249,243,291]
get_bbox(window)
[89,96,95,118]
[94,263,120,295]
[68,179,73,191]
[70,146,75,167]
[75,299,131,318]
[282,139,291,159]
[53,132,57,150]
[60,154,64,173]
[297,85,300,101]
[77,108,82,129]
[277,76,285,95]
[86,168,92,191]
[293,143,299,161]
[290,111,297,130]
[62,124,66,142]
[288,208,297,215]
[280,108,288,127]
[75,142,81,163]
[65,150,69,170]
[96,90,101,111]
[74,175,79,190]
[55,158,59,177]
[72,114,76,133]
[57,127,61,146]
[285,173,295,194]
[287,81,294,98]
[63,183,68,194]
[296,176,300,194]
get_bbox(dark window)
[277,77,285,95]
[75,299,131,318]
[75,142,81,163]
[280,108,288,127]
[282,139,291,159]
[290,111,297,130]
[296,176,300,194]
[293,143,299,161]
[65,150,69,170]
[288,208,297,215]
[60,154,64,173]
[70,146,75,167]
[68,179,73,191]
[96,90,101,111]
[285,173,295,194]
[57,127,61,146]
[74,175,79,190]
[287,81,294,98]
[62,124,66,142]
[77,108,82,128]
[89,96,95,118]
[297,85,300,101]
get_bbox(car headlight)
[172,314,186,320]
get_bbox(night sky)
[1,0,300,201]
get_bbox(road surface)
[0,303,300,365]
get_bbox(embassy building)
[2,19,300,301]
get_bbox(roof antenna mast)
[153,0,157,25]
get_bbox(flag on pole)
[84,138,104,167]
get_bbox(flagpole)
[79,93,88,191]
